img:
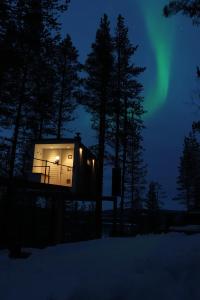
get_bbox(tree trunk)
[120,94,128,233]
[9,70,26,178]
[7,69,27,257]
[112,51,121,235]
[114,47,121,169]
[57,57,67,139]
[95,95,106,238]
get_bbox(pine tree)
[125,111,147,210]
[164,2,200,207]
[110,15,145,218]
[164,1,200,24]
[0,137,11,176]
[0,0,70,257]
[145,181,164,211]
[0,0,13,83]
[55,34,81,139]
[83,14,114,237]
[0,0,70,177]
[22,0,71,141]
[164,1,200,74]
[176,131,200,210]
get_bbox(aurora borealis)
[137,0,176,116]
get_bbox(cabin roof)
[34,138,76,144]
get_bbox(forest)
[1,1,200,300]
[0,0,200,251]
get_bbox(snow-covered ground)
[1,234,200,300]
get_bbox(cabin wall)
[32,145,43,173]
[73,144,98,197]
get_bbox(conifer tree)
[125,111,147,210]
[22,0,70,141]
[145,181,164,211]
[0,0,70,177]
[164,2,200,208]
[0,137,11,176]
[176,131,200,210]
[0,0,13,83]
[164,0,200,24]
[110,15,145,217]
[0,0,71,258]
[55,34,81,139]
[83,14,114,237]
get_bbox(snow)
[1,234,200,300]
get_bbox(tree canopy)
[164,0,200,25]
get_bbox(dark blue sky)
[62,0,200,209]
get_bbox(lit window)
[92,159,95,168]
[79,147,83,158]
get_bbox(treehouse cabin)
[30,134,98,196]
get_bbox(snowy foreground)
[1,234,200,300]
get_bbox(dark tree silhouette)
[83,14,114,237]
[55,34,81,139]
[145,181,164,211]
[164,0,200,24]
[0,0,13,85]
[0,0,71,258]
[0,0,70,178]
[125,112,147,211]
[25,0,58,140]
[164,1,200,77]
[176,130,200,210]
[111,15,145,219]
[0,137,11,176]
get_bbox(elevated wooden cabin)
[30,134,98,196]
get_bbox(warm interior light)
[79,147,83,157]
[92,159,95,167]
[33,143,74,187]
[55,155,60,163]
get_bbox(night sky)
[62,0,200,209]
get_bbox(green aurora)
[137,0,176,116]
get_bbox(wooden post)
[44,160,47,183]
